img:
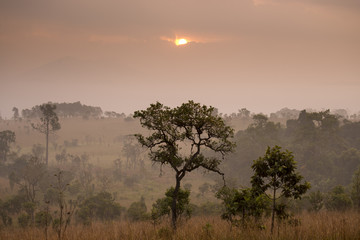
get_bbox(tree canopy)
[32,103,61,166]
[251,145,310,233]
[134,100,235,229]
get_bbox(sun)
[175,38,188,46]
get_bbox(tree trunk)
[171,174,181,230]
[271,187,276,234]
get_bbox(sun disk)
[175,38,188,46]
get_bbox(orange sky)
[0,0,359,117]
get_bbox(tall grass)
[1,211,360,240]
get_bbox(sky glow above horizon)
[0,0,359,118]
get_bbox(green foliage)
[0,199,13,226]
[151,198,170,224]
[251,146,310,233]
[32,103,61,133]
[77,192,122,225]
[127,196,148,221]
[157,226,173,239]
[226,109,360,190]
[22,201,36,216]
[336,148,360,185]
[21,101,103,119]
[202,222,214,238]
[307,190,324,212]
[134,101,234,172]
[31,103,61,165]
[1,194,26,216]
[35,210,52,228]
[325,185,352,211]
[11,155,46,203]
[134,101,235,229]
[351,166,360,209]
[251,146,310,198]
[216,186,269,227]
[0,213,12,227]
[17,213,31,228]
[151,187,191,224]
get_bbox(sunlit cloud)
[160,33,226,46]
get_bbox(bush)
[18,213,30,228]
[77,192,123,225]
[35,210,52,228]
[325,185,353,211]
[127,197,148,221]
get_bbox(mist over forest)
[1,0,360,238]
[1,100,360,239]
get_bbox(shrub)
[325,185,352,211]
[77,192,123,225]
[18,213,30,228]
[127,197,148,221]
[35,210,52,228]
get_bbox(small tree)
[0,130,16,163]
[32,104,61,166]
[134,101,235,229]
[13,155,46,204]
[307,190,324,212]
[52,171,77,240]
[251,145,310,234]
[351,166,360,210]
[12,107,20,120]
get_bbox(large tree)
[32,103,61,166]
[134,101,235,229]
[251,145,310,234]
[0,130,16,163]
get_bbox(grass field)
[1,211,359,240]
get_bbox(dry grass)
[1,211,360,240]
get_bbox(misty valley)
[0,101,360,240]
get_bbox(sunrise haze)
[1,0,359,117]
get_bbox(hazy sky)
[1,0,359,118]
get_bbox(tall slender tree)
[32,103,61,166]
[134,101,235,229]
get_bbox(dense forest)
[0,101,360,239]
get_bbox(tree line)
[1,101,360,237]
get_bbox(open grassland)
[1,211,360,240]
[0,118,143,166]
